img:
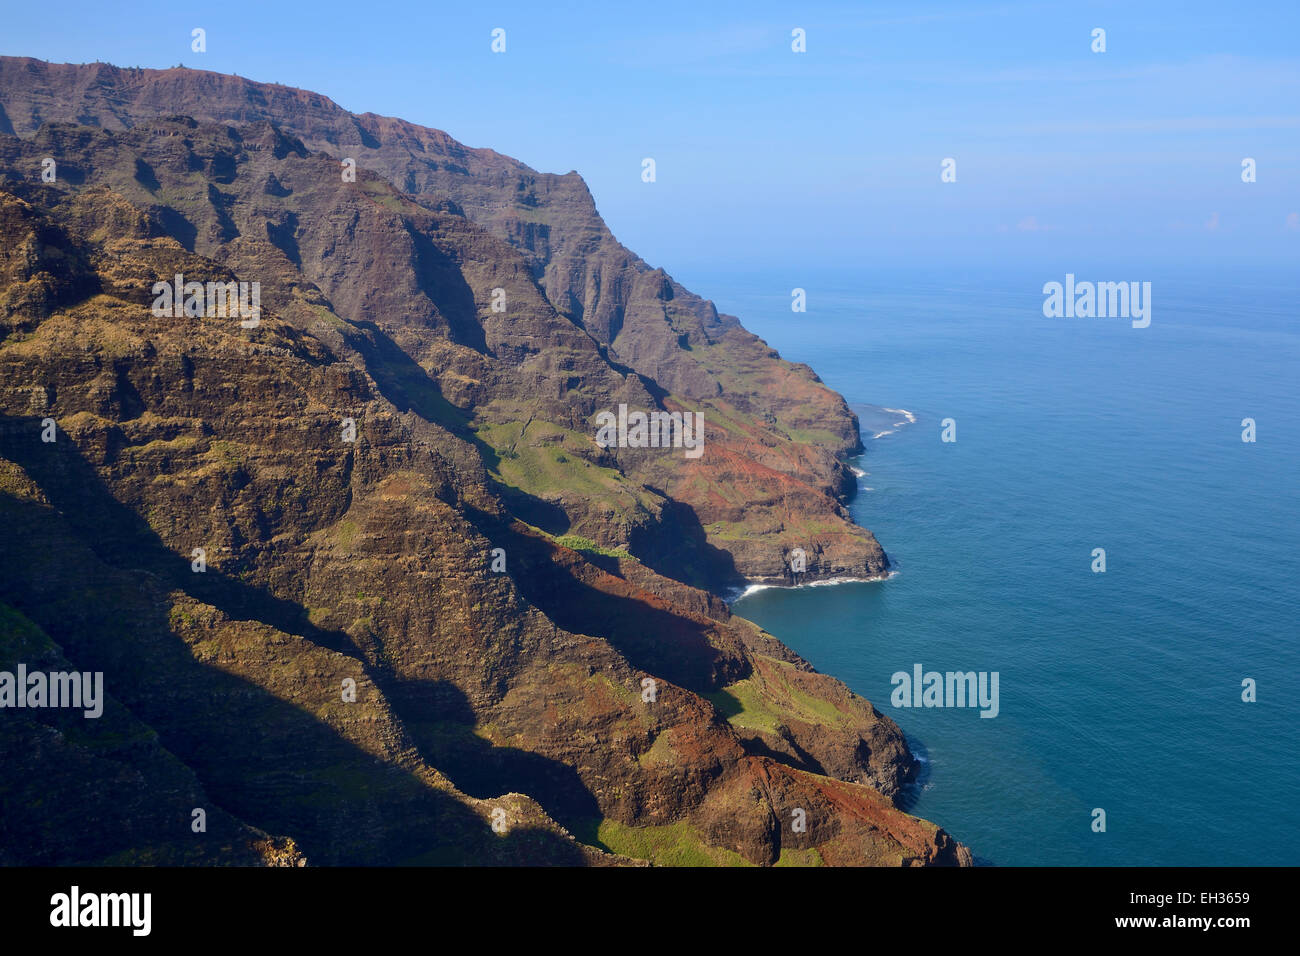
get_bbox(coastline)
[725,570,897,605]
[722,397,956,847]
[850,402,918,441]
[722,403,914,606]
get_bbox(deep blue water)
[693,266,1299,866]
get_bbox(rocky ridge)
[0,57,969,867]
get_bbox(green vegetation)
[168,605,197,629]
[554,534,631,560]
[121,434,198,457]
[357,177,411,213]
[332,518,359,548]
[708,658,853,736]
[635,732,676,769]
[308,303,351,331]
[706,681,783,735]
[775,847,824,867]
[575,818,754,867]
[474,418,638,503]
[206,439,244,464]
[786,684,853,726]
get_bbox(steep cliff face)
[0,56,885,587]
[0,58,967,867]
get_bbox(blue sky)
[3,1,1298,274]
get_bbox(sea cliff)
[0,56,967,867]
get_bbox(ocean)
[691,265,1299,866]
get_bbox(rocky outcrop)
[0,58,964,867]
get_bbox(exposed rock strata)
[0,58,967,867]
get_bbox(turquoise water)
[698,267,1299,866]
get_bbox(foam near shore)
[728,570,897,603]
[852,402,918,440]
